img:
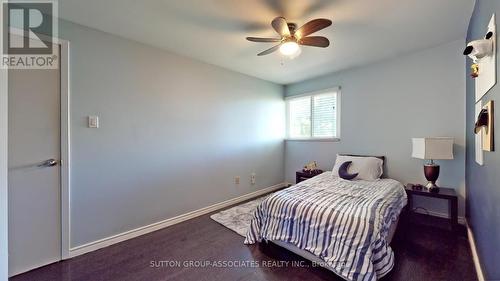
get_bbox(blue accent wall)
[466,1,500,279]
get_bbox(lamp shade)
[412,137,454,160]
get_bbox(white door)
[8,46,61,276]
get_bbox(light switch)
[88,115,99,128]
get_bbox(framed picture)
[482,100,494,151]
[475,14,497,102]
[475,100,484,165]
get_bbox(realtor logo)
[1,0,58,69]
[3,2,53,54]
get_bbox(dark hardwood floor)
[11,210,477,281]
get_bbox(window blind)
[313,93,336,137]
[288,96,311,138]
[286,90,338,139]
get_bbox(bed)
[244,171,407,281]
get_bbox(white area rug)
[210,196,267,237]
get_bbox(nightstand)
[296,170,323,184]
[404,184,458,231]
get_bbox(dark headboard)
[338,154,386,178]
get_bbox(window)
[286,88,340,140]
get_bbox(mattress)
[245,172,407,281]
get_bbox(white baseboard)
[466,221,486,281]
[68,182,288,258]
[412,208,466,225]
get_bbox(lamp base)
[425,181,439,192]
[423,164,440,192]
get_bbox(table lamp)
[412,137,454,191]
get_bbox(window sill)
[285,138,341,142]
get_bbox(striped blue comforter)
[245,172,407,281]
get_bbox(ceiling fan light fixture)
[279,41,301,58]
[247,17,332,57]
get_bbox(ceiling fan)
[246,17,332,57]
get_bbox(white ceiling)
[59,0,475,85]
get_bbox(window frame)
[285,87,341,141]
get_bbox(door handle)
[38,159,59,167]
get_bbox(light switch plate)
[88,115,99,128]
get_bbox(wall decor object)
[463,14,496,102]
[475,100,495,151]
[303,161,318,172]
[475,100,484,165]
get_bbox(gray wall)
[285,40,466,217]
[1,66,8,279]
[465,0,500,279]
[59,21,285,247]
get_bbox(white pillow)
[332,154,383,181]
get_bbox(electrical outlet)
[235,176,240,184]
[251,173,256,185]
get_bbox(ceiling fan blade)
[246,37,282,43]
[257,44,282,56]
[271,17,290,37]
[294,19,332,39]
[298,36,330,48]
